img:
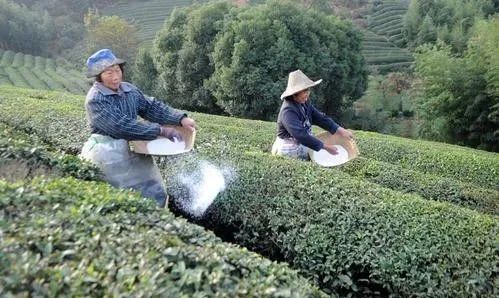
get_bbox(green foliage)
[350,73,416,137]
[0,50,87,94]
[209,0,367,120]
[416,14,438,45]
[341,156,499,214]
[360,29,413,74]
[467,16,499,100]
[0,0,53,56]
[367,1,408,47]
[353,129,499,189]
[1,85,497,202]
[163,152,498,297]
[152,1,232,114]
[0,177,325,297]
[0,0,89,58]
[150,0,367,120]
[403,0,496,53]
[85,11,139,67]
[414,17,499,151]
[131,48,157,96]
[102,0,199,45]
[1,85,498,296]
[0,124,101,181]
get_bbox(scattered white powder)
[147,138,187,155]
[313,145,349,167]
[175,161,235,218]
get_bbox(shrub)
[2,85,498,296]
[0,177,325,297]
[162,151,498,297]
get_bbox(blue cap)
[86,49,125,78]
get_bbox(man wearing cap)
[272,69,353,160]
[81,48,196,207]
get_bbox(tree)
[414,16,499,151]
[152,2,232,114]
[85,10,139,70]
[209,0,367,120]
[132,48,157,96]
[0,0,53,55]
[150,0,367,120]
[404,0,496,53]
[416,14,437,45]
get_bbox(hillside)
[1,86,497,296]
[101,0,415,74]
[360,29,413,73]
[361,0,414,73]
[102,0,200,44]
[0,49,88,94]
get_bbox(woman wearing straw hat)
[81,49,196,208]
[272,69,353,160]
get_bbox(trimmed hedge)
[12,52,24,68]
[341,157,498,214]
[34,56,46,70]
[0,67,11,85]
[0,177,325,297]
[0,123,101,182]
[0,86,497,212]
[2,86,498,296]
[0,51,85,94]
[370,62,414,73]
[4,67,30,88]
[368,15,402,28]
[354,130,499,190]
[0,50,15,67]
[370,18,403,31]
[365,56,413,64]
[162,151,498,297]
[31,67,67,91]
[23,54,35,68]
[102,0,197,43]
[18,67,48,90]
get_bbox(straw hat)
[280,69,322,100]
[309,131,359,167]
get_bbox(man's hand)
[323,143,339,155]
[160,127,182,141]
[336,127,354,140]
[181,117,197,132]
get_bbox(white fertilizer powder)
[147,138,187,155]
[313,145,349,167]
[175,161,235,218]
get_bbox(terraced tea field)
[0,49,88,94]
[102,0,199,44]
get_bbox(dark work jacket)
[276,98,339,151]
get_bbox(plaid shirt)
[85,82,186,140]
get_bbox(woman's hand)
[181,117,197,132]
[323,143,339,155]
[160,127,182,141]
[336,127,354,140]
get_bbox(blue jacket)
[85,82,186,140]
[277,99,339,151]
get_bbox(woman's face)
[100,64,122,91]
[293,89,310,104]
